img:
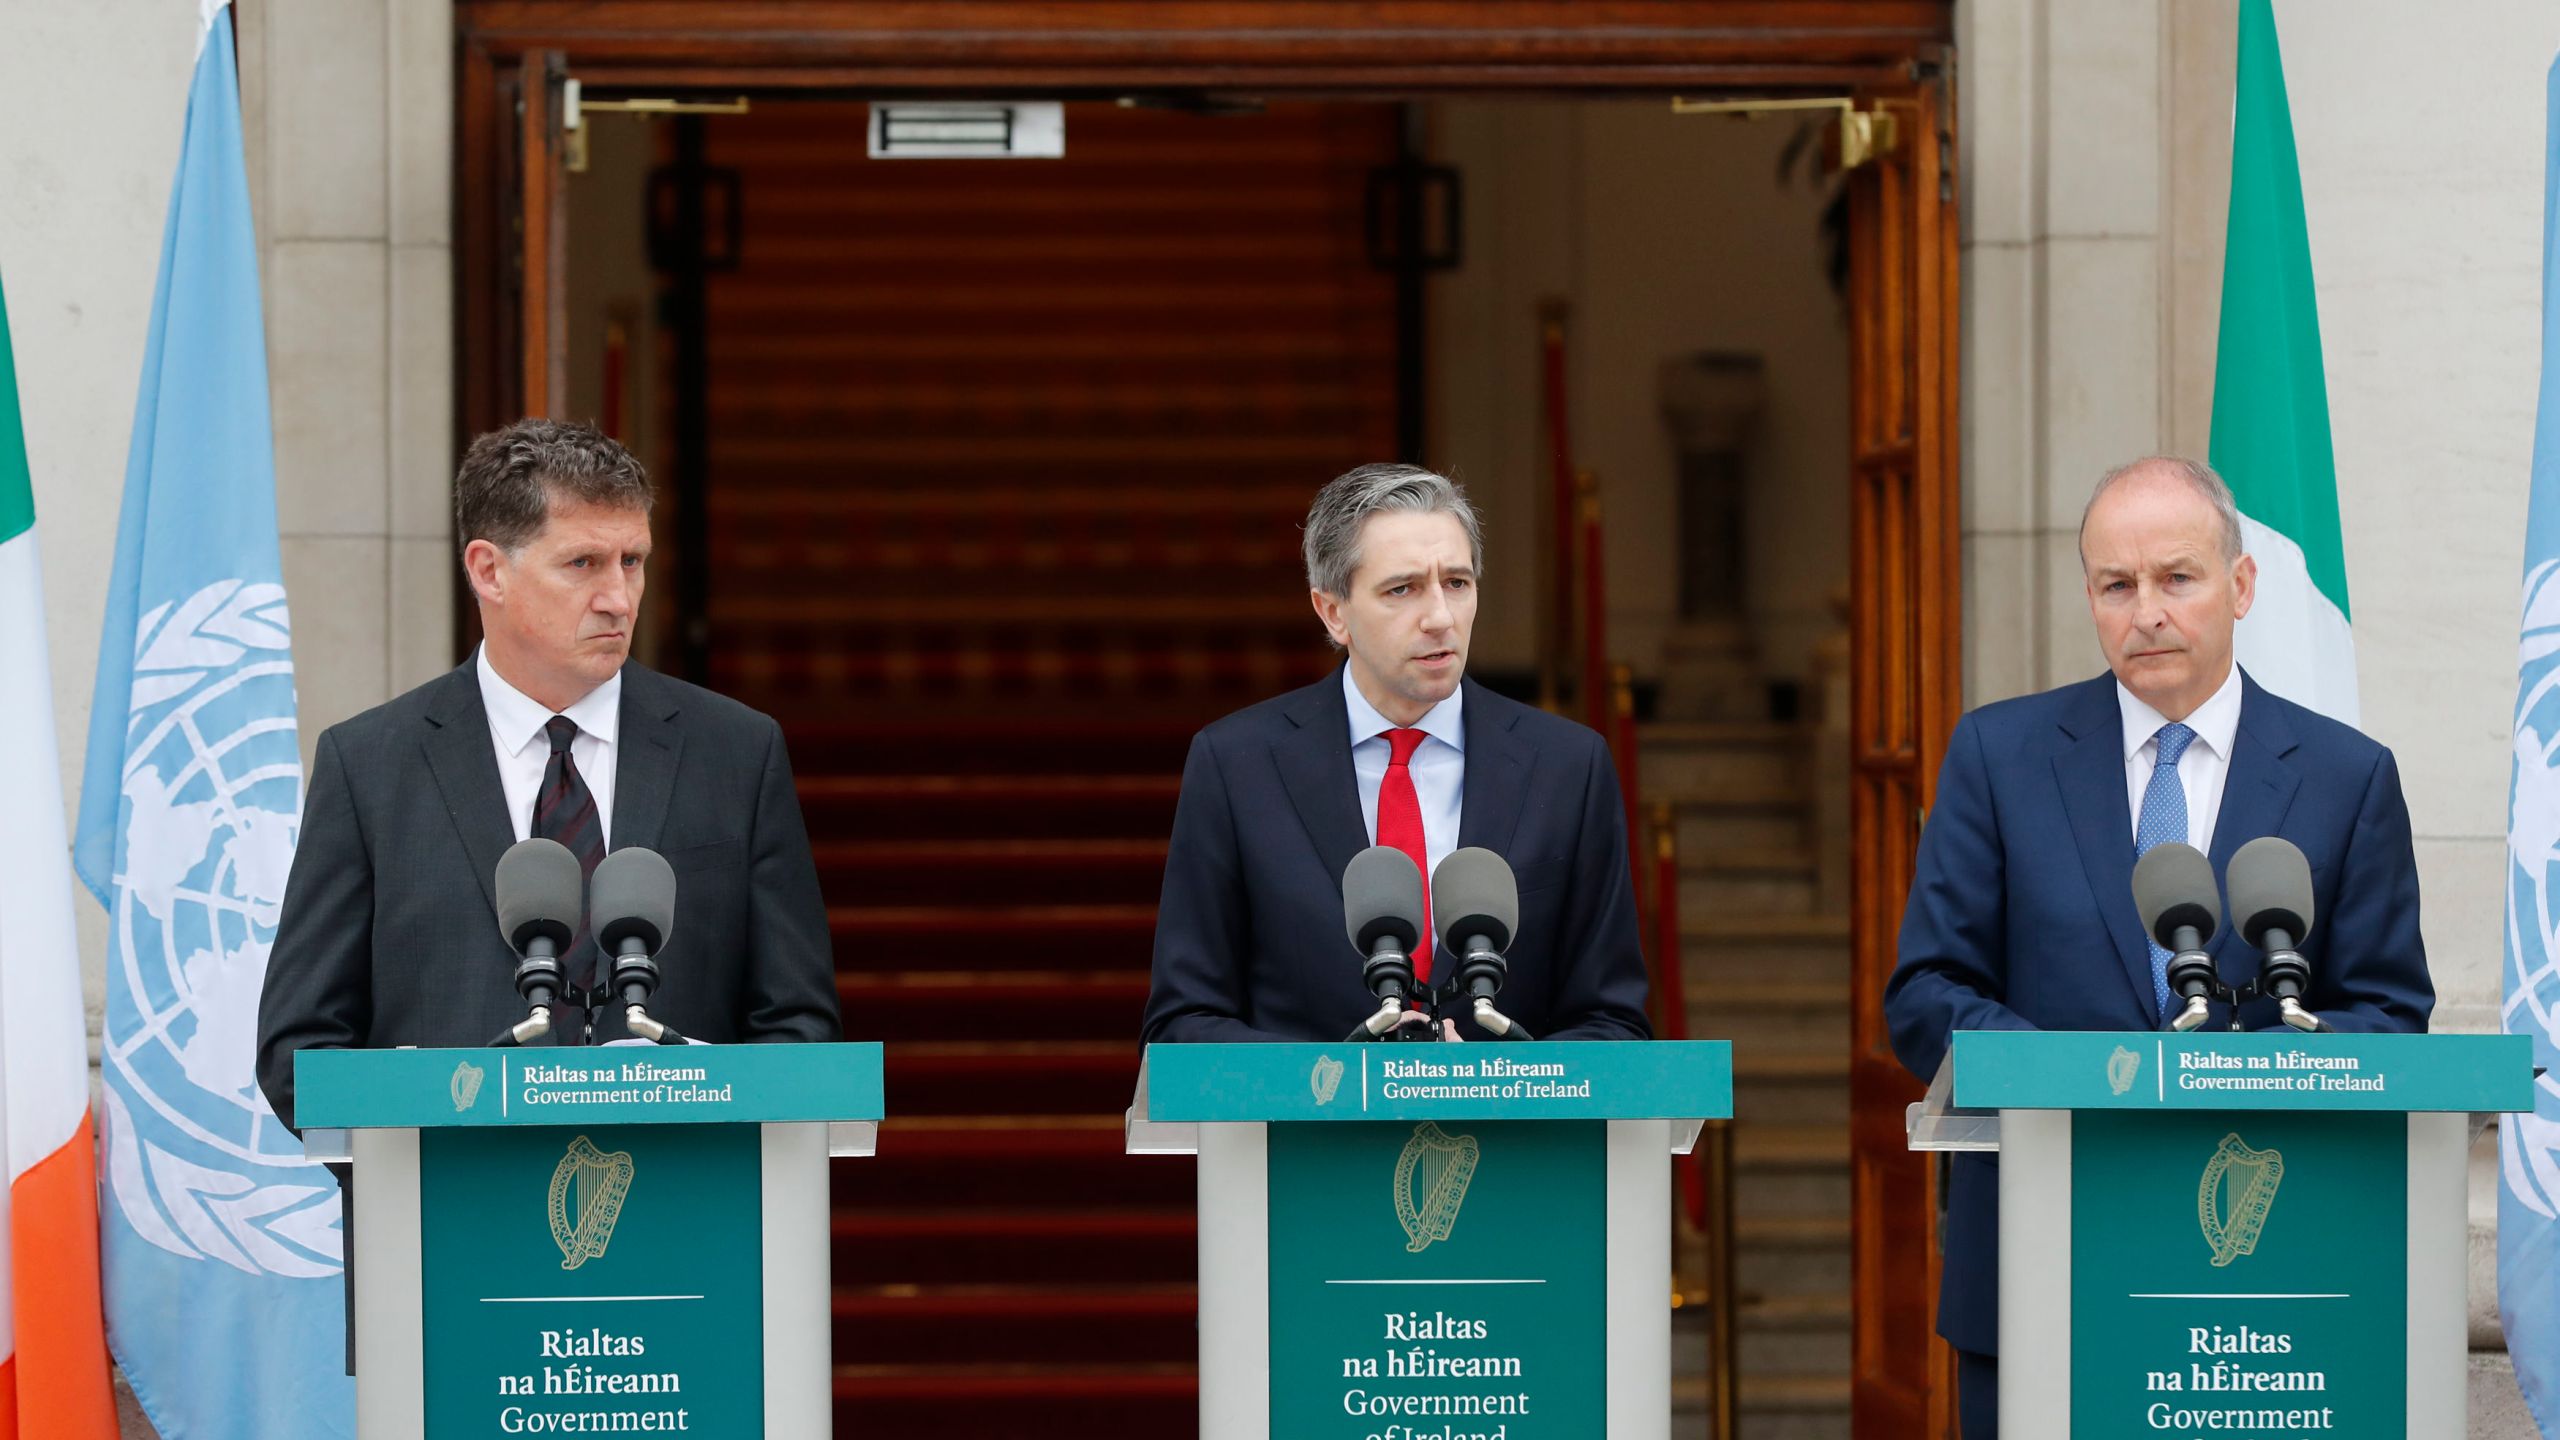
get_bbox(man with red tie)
[1141,463,1652,1044]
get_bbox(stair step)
[1676,801,1808,852]
[1735,1215,1853,1302]
[854,1116,1191,1209]
[732,645,1317,707]
[1734,1125,1849,1171]
[840,969,1152,1043]
[886,1040,1141,1115]
[1735,1167,1853,1218]
[1642,724,1806,806]
[1682,845,1819,876]
[821,838,1169,907]
[834,904,1156,972]
[1689,981,1850,1051]
[800,773,1180,840]
[832,1362,1194,1439]
[833,1282,1196,1365]
[1731,1050,1851,1129]
[785,716,1205,774]
[832,1206,1195,1287]
[1680,914,1852,987]
[1645,721,1802,746]
[1683,871,1820,916]
[1741,1292,1854,1330]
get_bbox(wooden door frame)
[455,1,1957,432]
[451,4,1965,1433]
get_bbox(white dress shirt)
[2117,662,2244,858]
[1345,667,1465,881]
[477,645,622,846]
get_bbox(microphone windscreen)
[1343,846,1426,954]
[496,838,583,952]
[2129,841,2220,949]
[1432,847,1519,955]
[2227,835,2315,949]
[591,847,677,954]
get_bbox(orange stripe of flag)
[9,1110,115,1440]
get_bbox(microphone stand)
[610,940,689,1045]
[1449,935,1533,1041]
[1348,936,1432,1042]
[2242,927,2331,1033]
[2158,924,2230,1033]
[488,939,566,1047]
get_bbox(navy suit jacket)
[1882,670,2432,1355]
[1142,670,1652,1044]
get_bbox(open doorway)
[463,8,1959,1436]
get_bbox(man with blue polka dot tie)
[1881,456,2434,1439]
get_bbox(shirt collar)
[1343,665,1465,755]
[2116,661,2243,763]
[477,645,624,758]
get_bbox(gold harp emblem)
[2197,1132,2285,1268]
[547,1135,636,1271]
[1392,1122,1481,1254]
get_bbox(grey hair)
[1302,463,1485,598]
[454,417,654,555]
[2078,455,2245,566]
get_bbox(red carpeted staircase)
[693,100,1401,1436]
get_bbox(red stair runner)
[695,98,1400,1437]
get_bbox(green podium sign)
[1914,1030,2532,1439]
[1130,1041,1730,1440]
[297,1043,882,1440]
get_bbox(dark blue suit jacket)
[1882,670,2432,1355]
[1142,670,1652,1044]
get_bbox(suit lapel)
[420,664,516,923]
[1274,669,1371,889]
[1456,681,1534,856]
[2206,677,2303,977]
[2051,679,2161,1021]
[610,666,682,853]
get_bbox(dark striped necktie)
[534,714,607,992]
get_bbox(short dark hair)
[453,418,653,554]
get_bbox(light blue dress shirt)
[1344,666,1465,882]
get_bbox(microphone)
[2228,836,2328,1033]
[1432,847,1533,1040]
[590,847,686,1045]
[492,838,582,1046]
[1342,846,1428,1041]
[2130,841,2224,1032]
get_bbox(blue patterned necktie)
[2136,722,2199,1018]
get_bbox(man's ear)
[1309,587,1351,648]
[2231,553,2258,621]
[462,538,508,607]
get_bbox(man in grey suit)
[255,419,838,1133]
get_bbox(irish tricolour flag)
[0,277,120,1439]
[2214,0,2359,727]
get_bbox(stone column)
[234,0,456,756]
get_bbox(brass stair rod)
[1705,1118,1740,1440]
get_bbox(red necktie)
[1377,727,1432,981]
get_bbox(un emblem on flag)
[2506,558,2560,1225]
[96,580,340,1278]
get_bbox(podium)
[296,1043,884,1440]
[1127,1040,1731,1439]
[1908,1029,2533,1438]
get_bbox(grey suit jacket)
[255,660,840,1130]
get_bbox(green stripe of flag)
[2208,0,2350,623]
[0,272,32,544]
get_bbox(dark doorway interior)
[686,99,1399,1434]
